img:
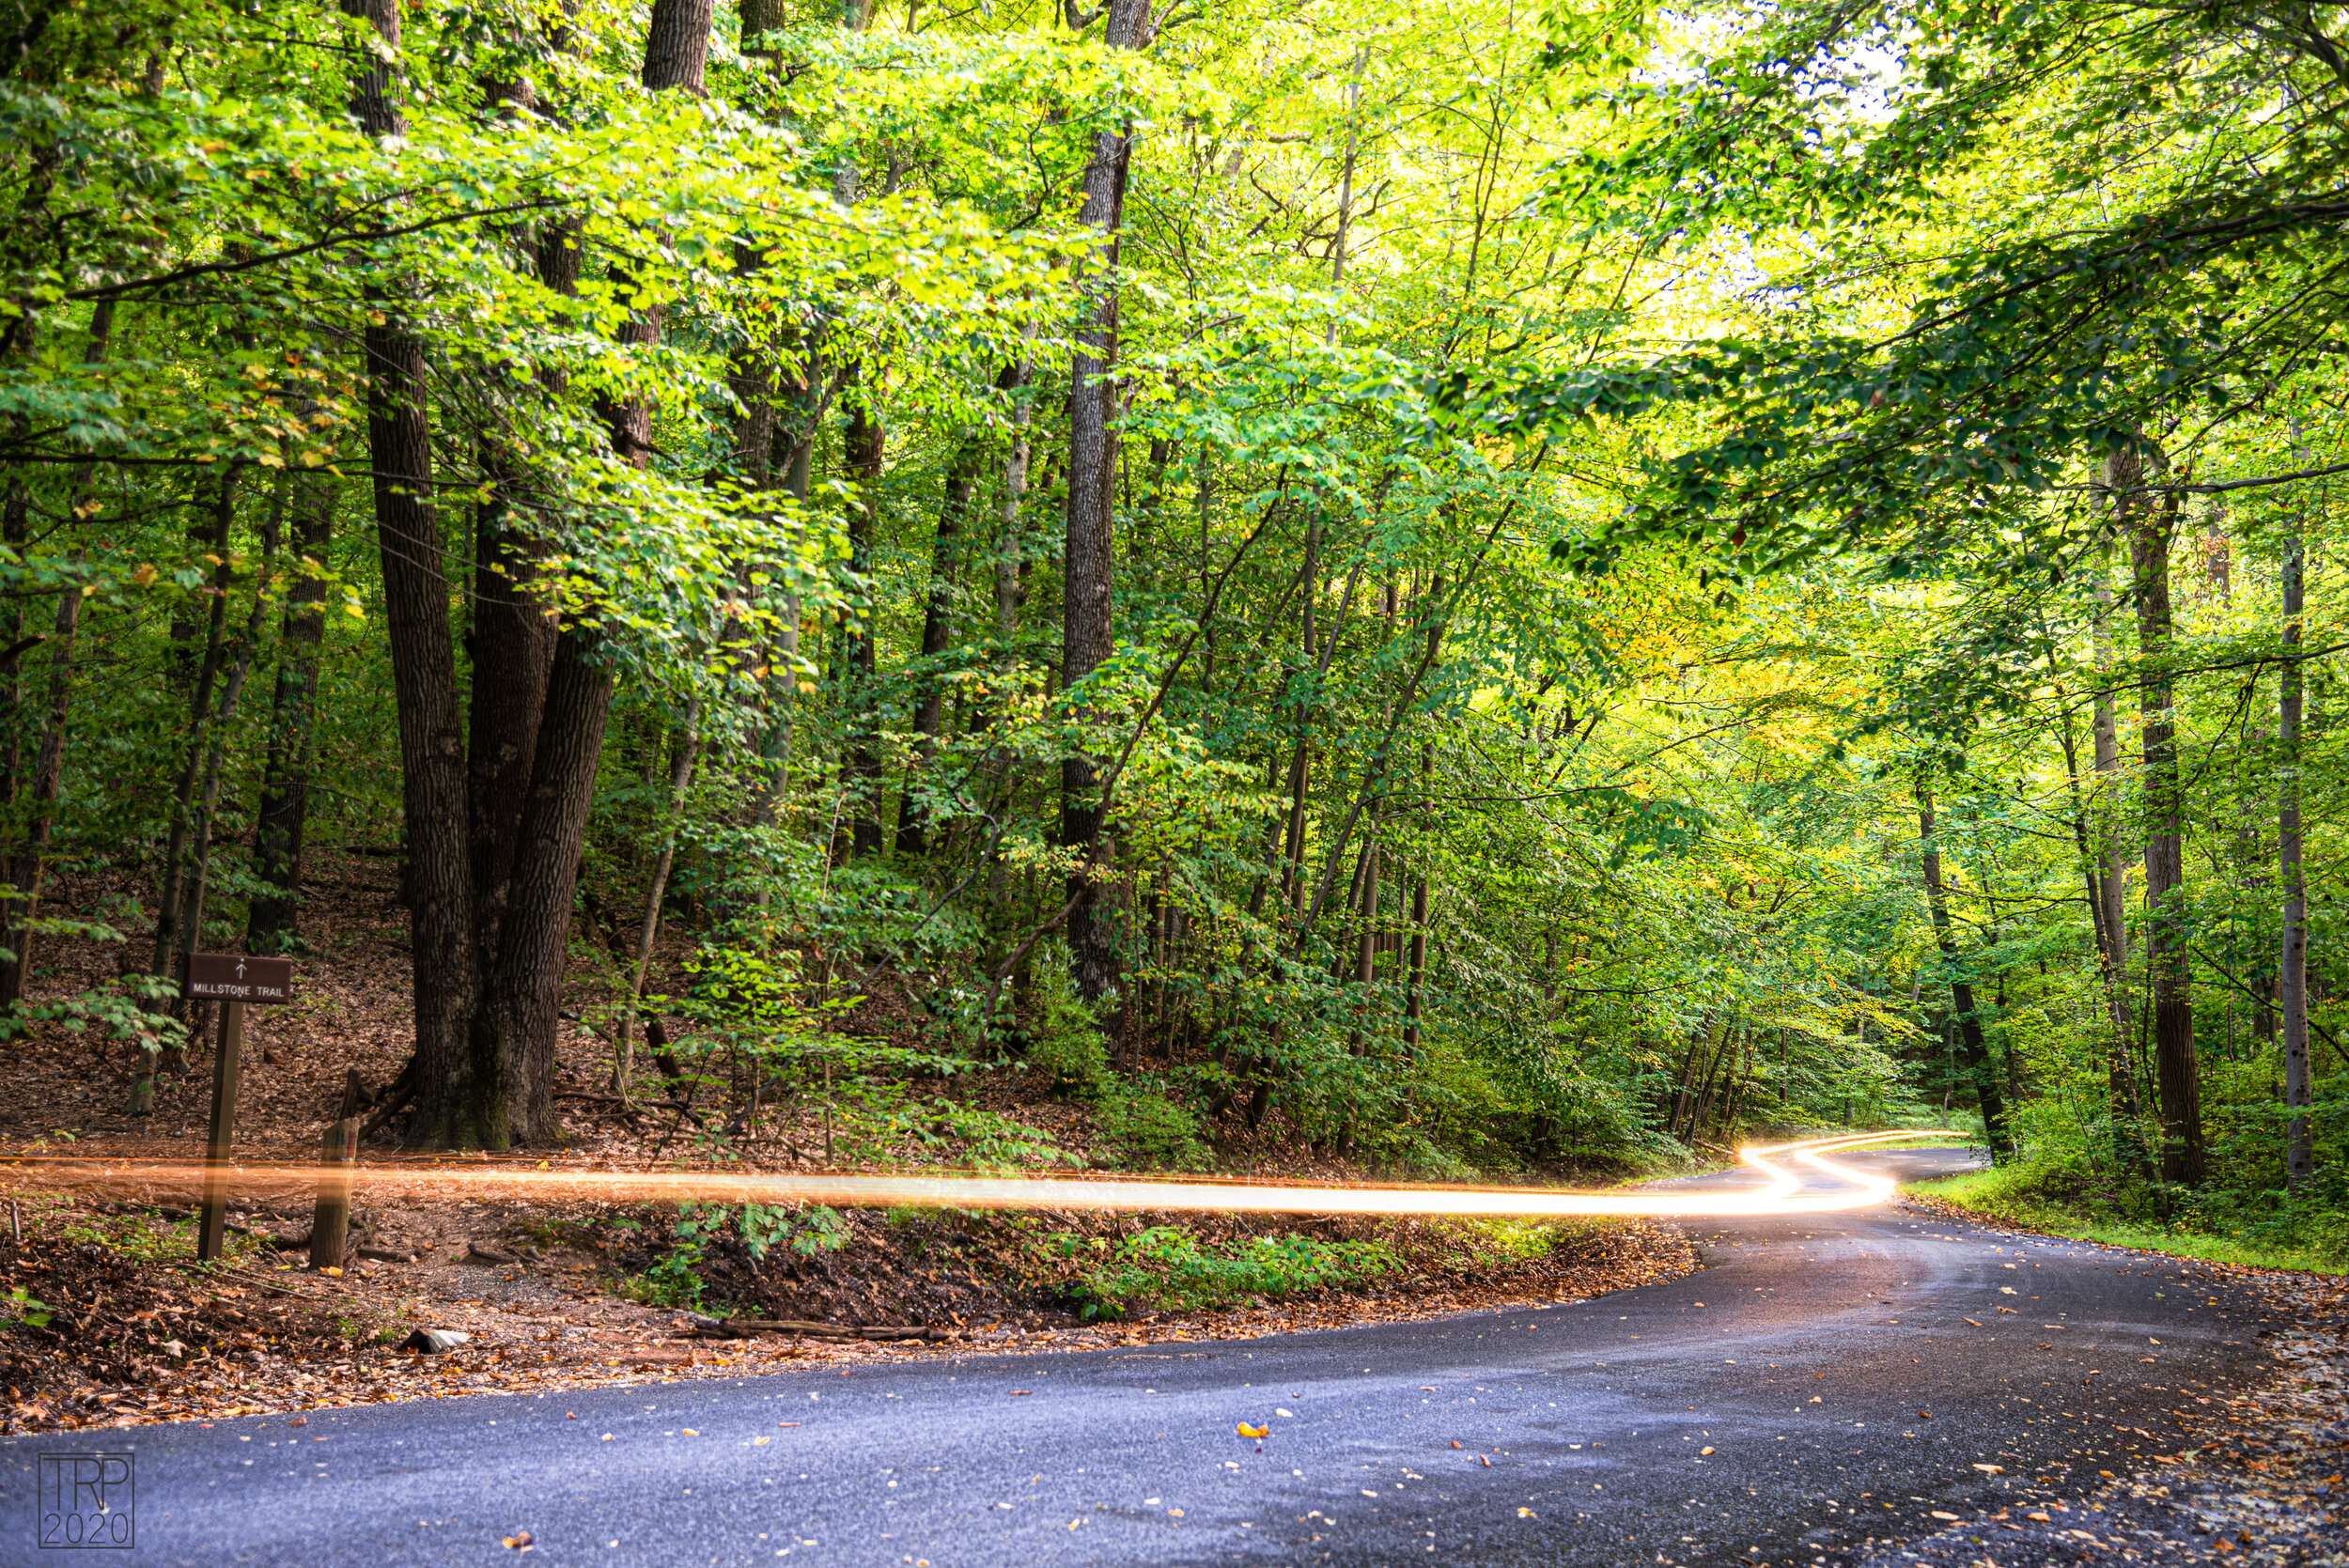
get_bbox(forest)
[0,0,2341,1262]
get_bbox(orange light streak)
[0,1131,1954,1219]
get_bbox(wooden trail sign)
[184,952,293,1005]
[189,953,294,1261]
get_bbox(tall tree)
[247,482,334,953]
[340,0,497,1148]
[1917,773,2014,1161]
[2280,508,2312,1189]
[1061,0,1153,1001]
[2118,445,2204,1186]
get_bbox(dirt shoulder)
[0,1193,1695,1436]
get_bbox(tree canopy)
[3,0,2344,1250]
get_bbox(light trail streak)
[0,1131,1956,1219]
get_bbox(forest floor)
[0,850,1696,1436]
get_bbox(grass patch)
[1905,1165,2349,1274]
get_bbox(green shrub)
[1022,957,1112,1095]
[1052,1227,1399,1320]
[1096,1084,1209,1170]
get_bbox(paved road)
[0,1148,2280,1567]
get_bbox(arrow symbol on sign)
[235,958,246,979]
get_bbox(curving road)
[0,1147,2279,1567]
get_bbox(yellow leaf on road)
[1238,1423,1269,1438]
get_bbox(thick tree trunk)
[1062,0,1152,1002]
[463,458,556,964]
[467,0,711,1142]
[477,629,612,1143]
[896,427,982,856]
[2123,452,2203,1186]
[1917,777,2013,1160]
[642,0,713,91]
[370,321,490,1147]
[456,0,705,1141]
[247,482,334,952]
[2281,513,2312,1189]
[340,0,493,1149]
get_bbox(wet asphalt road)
[0,1147,2282,1567]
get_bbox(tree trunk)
[0,471,24,811]
[843,393,887,856]
[1917,776,2013,1160]
[149,468,239,986]
[341,0,491,1149]
[467,0,712,1142]
[2123,450,2203,1186]
[246,481,334,952]
[2281,510,2312,1189]
[1062,0,1151,1002]
[0,302,111,1005]
[642,0,713,91]
[2089,539,2143,1164]
[897,427,982,855]
[169,471,288,991]
[463,454,556,965]
[477,629,612,1143]
[617,704,699,1093]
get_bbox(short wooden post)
[311,1079,361,1271]
[196,1001,244,1262]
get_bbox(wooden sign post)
[186,954,294,1263]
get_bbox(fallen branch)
[679,1316,955,1343]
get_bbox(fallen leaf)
[1809,1396,1822,1404]
[680,1428,698,1436]
[1451,1440,1462,1450]
[754,1436,770,1446]
[566,1412,577,1421]
[778,1422,801,1428]
[1517,1507,1536,1517]
[1973,1464,2003,1474]
[2027,1512,2051,1522]
[288,1417,307,1428]
[1238,1423,1269,1438]
[1699,1447,1714,1455]
[1481,1455,1491,1467]
[1009,1389,1033,1397]
[1931,1511,1961,1522]
[1964,1318,1984,1327]
[502,1530,534,1550]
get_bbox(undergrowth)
[1906,1161,2349,1274]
